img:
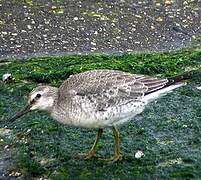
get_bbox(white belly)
[51,101,145,128]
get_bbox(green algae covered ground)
[0,48,201,179]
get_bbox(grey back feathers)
[57,70,170,112]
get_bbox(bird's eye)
[35,94,41,99]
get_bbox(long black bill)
[7,104,31,122]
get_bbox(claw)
[78,151,96,159]
[99,154,122,162]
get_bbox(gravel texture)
[0,0,200,60]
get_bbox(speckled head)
[7,86,58,122]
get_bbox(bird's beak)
[7,104,31,122]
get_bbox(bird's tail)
[144,70,199,102]
[165,70,199,87]
[146,70,199,95]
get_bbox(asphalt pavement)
[0,0,200,60]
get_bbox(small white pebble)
[4,145,9,150]
[182,124,188,128]
[135,150,144,159]
[2,73,12,81]
[11,33,18,36]
[9,171,21,177]
[91,42,96,46]
[126,49,133,52]
[2,31,8,35]
[26,129,31,133]
[196,86,201,90]
[73,17,78,20]
[27,25,32,29]
[156,17,163,22]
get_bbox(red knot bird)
[8,69,189,161]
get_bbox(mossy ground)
[0,48,201,179]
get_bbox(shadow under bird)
[7,69,191,161]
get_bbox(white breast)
[51,100,145,128]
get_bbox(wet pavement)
[0,0,200,60]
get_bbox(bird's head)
[28,86,58,111]
[7,86,58,122]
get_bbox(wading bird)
[8,70,189,161]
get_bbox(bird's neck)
[46,87,59,113]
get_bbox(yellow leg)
[112,127,122,161]
[79,128,103,159]
[99,127,122,162]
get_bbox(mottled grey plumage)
[49,70,169,128]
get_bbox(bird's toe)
[77,151,96,159]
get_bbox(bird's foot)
[99,153,122,162]
[78,151,96,159]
